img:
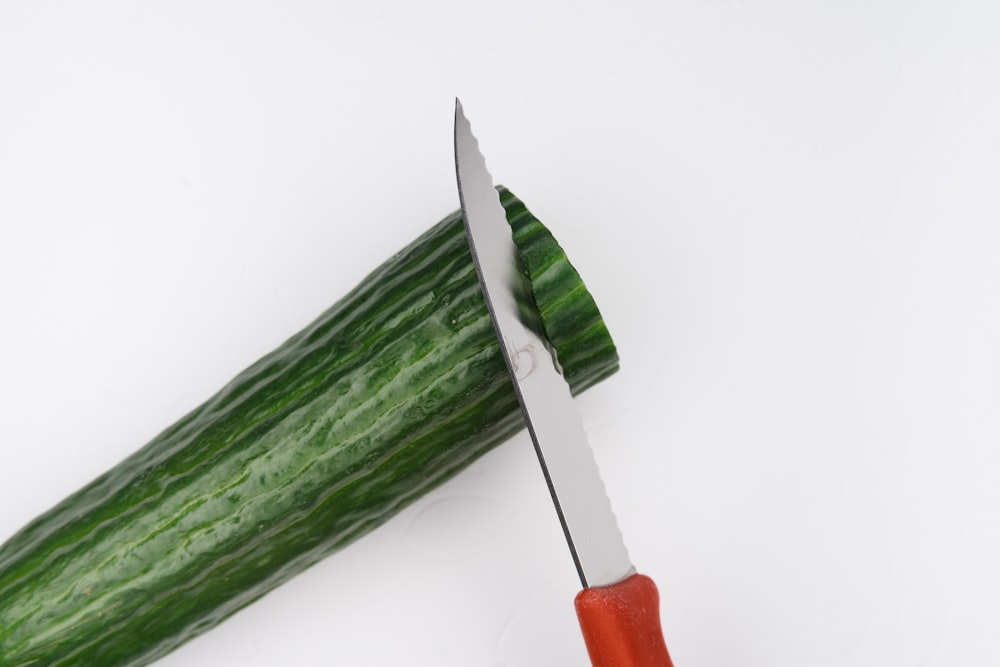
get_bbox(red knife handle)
[574,573,674,667]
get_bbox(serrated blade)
[453,99,634,589]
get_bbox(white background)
[2,1,999,665]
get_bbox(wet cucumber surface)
[0,188,618,666]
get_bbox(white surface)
[1,1,999,665]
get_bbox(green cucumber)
[0,187,618,666]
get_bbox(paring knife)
[453,99,674,667]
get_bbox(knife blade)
[453,99,674,667]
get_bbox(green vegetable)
[0,187,618,666]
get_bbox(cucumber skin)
[0,188,618,666]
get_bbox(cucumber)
[0,187,618,666]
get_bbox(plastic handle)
[574,573,674,667]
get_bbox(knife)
[453,99,674,667]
